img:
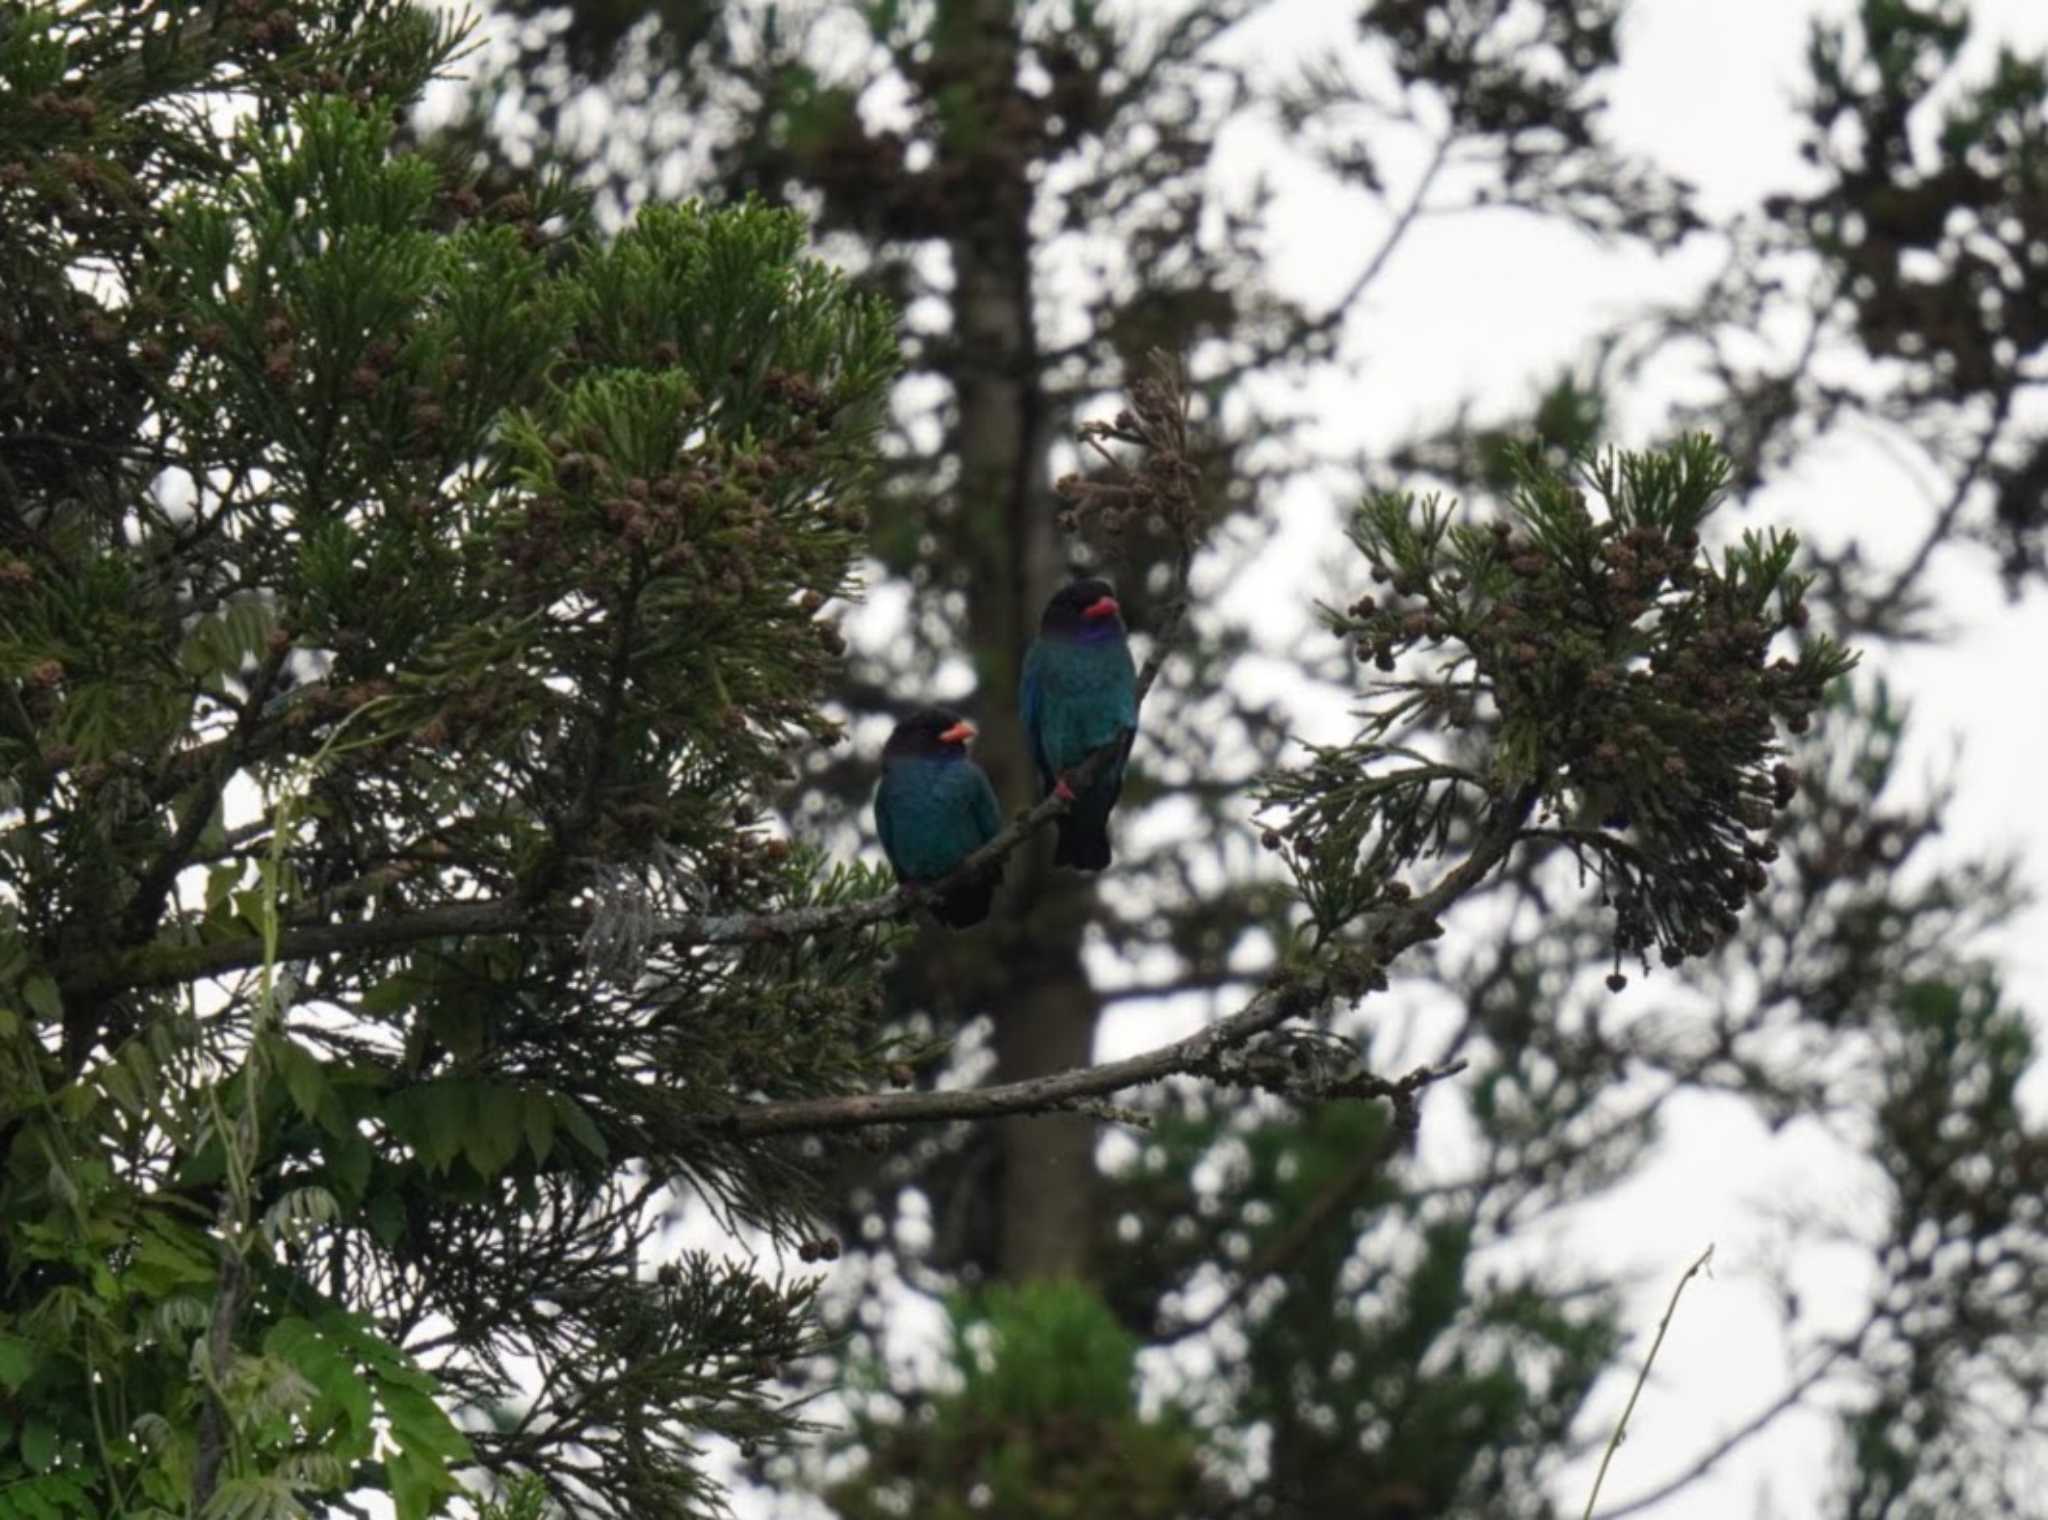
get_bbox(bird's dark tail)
[931,869,999,929]
[1053,797,1114,871]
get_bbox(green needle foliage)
[6,2,2035,1518]
[1264,438,1857,970]
[412,2,2048,1515]
[0,2,905,1516]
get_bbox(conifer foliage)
[1273,441,1854,970]
[1,3,901,1515]
[2,2,2024,1519]
[427,2,2048,1516]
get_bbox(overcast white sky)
[170,0,2046,1515]
[670,2,2048,1514]
[1185,3,2048,1516]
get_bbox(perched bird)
[874,707,1004,928]
[1020,577,1138,870]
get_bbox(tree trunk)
[941,0,1099,1282]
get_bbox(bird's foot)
[1054,775,1076,802]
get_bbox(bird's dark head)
[1040,577,1125,638]
[884,706,978,761]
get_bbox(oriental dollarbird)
[1021,577,1139,870]
[874,707,1004,928]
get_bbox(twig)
[1582,1244,1716,1520]
[1590,1329,1861,1520]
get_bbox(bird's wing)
[1019,641,1054,792]
[969,765,1003,848]
[873,774,900,871]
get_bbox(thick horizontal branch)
[65,684,1157,1000]
[63,899,548,999]
[714,785,1529,1137]
[67,557,1194,1001]
[722,965,1324,1138]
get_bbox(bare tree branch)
[713,784,1530,1137]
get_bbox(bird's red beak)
[1082,595,1121,620]
[939,719,977,745]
